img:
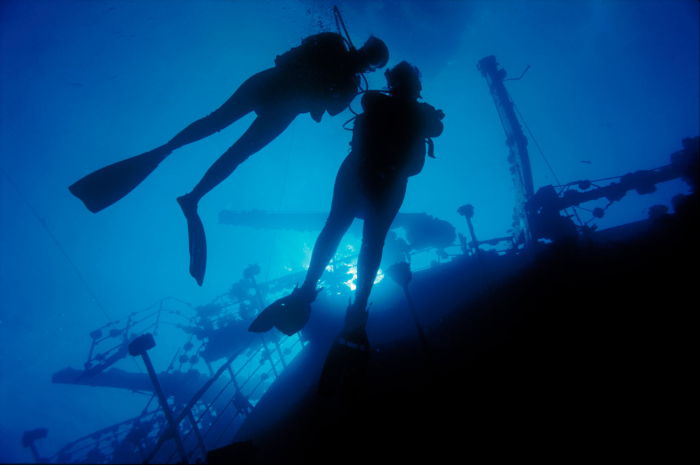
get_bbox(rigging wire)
[0,168,114,322]
[0,169,150,375]
[512,102,560,185]
[551,164,670,188]
[511,102,586,227]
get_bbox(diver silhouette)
[250,61,445,337]
[69,32,389,285]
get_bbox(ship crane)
[478,55,699,246]
[478,55,536,249]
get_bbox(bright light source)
[344,264,358,291]
[342,265,383,291]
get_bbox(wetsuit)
[167,32,362,158]
[69,32,379,285]
[269,32,361,121]
[302,90,444,309]
[165,32,367,285]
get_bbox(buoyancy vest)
[274,32,359,116]
[351,91,444,179]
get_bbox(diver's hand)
[310,107,324,123]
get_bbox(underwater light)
[344,265,358,291]
[342,265,384,291]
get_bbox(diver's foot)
[177,195,206,286]
[177,193,197,216]
[248,286,321,336]
[338,303,370,351]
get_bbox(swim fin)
[248,287,320,335]
[247,302,281,333]
[69,148,170,213]
[317,303,370,398]
[178,195,207,286]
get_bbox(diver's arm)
[421,103,445,138]
[326,98,349,117]
[310,106,324,122]
[428,118,444,138]
[325,76,362,116]
[359,90,385,113]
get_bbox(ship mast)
[478,55,535,248]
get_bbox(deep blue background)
[1,0,698,462]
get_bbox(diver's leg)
[177,112,296,285]
[248,202,355,335]
[301,158,358,294]
[301,211,356,293]
[181,112,297,203]
[68,73,267,214]
[248,202,354,335]
[160,72,265,153]
[123,75,260,173]
[353,217,392,310]
[354,183,407,309]
[248,160,356,333]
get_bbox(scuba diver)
[250,61,445,340]
[69,32,389,285]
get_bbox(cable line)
[511,102,586,227]
[1,168,113,322]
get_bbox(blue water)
[1,0,698,462]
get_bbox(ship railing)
[138,331,306,464]
[40,330,303,464]
[44,409,164,464]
